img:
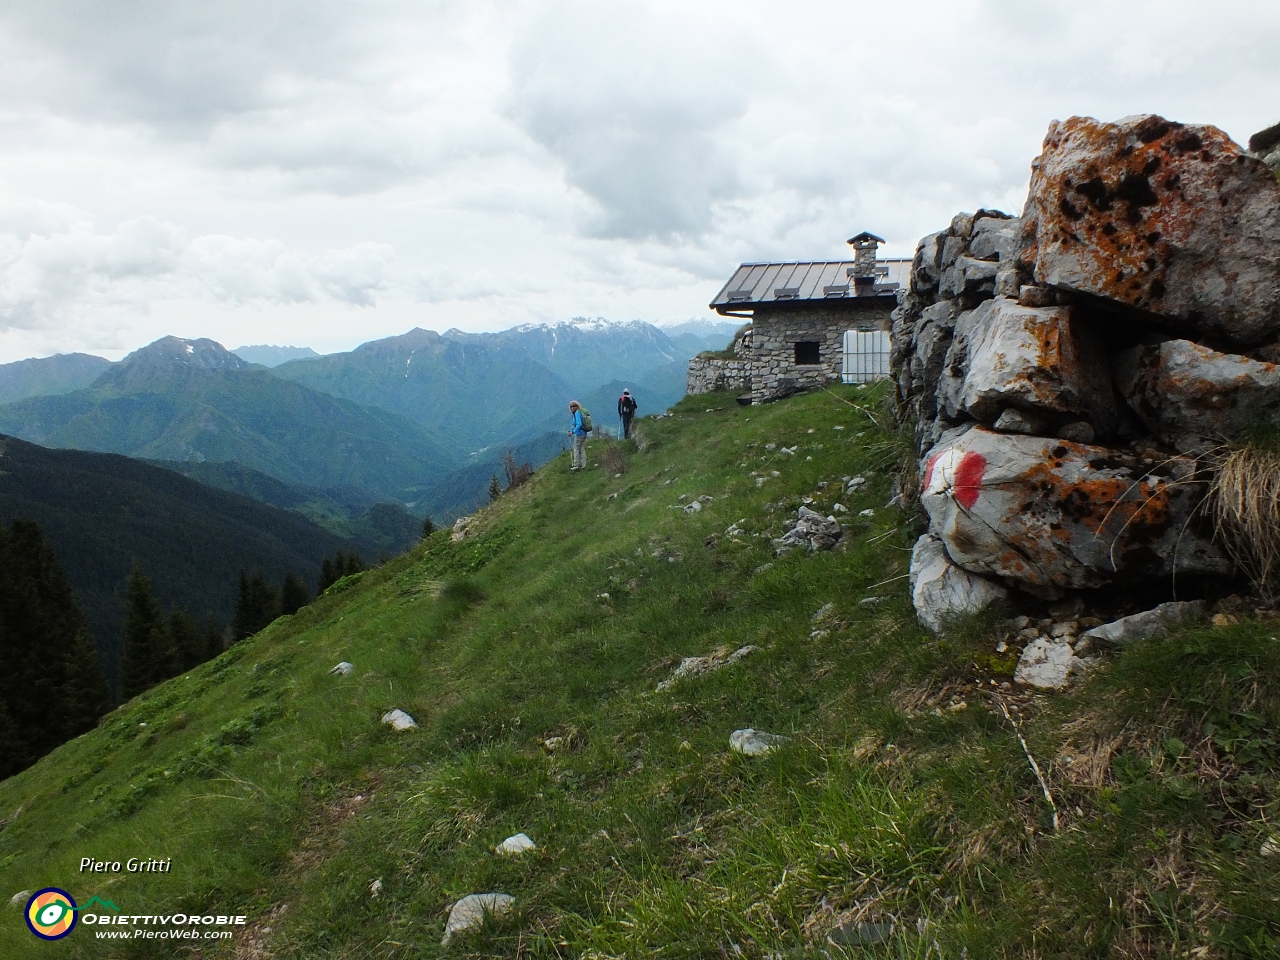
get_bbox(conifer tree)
[0,519,110,773]
[204,621,226,663]
[57,631,112,740]
[167,608,204,673]
[232,570,280,641]
[317,549,365,595]
[489,474,503,502]
[280,572,309,616]
[0,700,21,781]
[421,516,436,539]
[120,563,175,699]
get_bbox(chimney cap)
[847,231,885,246]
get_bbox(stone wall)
[895,113,1280,635]
[750,303,892,403]
[686,355,752,395]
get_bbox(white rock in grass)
[656,645,759,692]
[1261,835,1280,857]
[909,534,1007,635]
[381,709,417,731]
[496,833,536,856]
[369,878,383,898]
[1014,638,1083,691]
[442,893,514,945]
[729,728,787,757]
[10,890,30,906]
[330,662,353,676]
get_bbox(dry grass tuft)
[1056,735,1122,788]
[502,450,534,491]
[1209,446,1280,604]
[600,442,628,475]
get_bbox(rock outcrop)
[1021,115,1280,347]
[896,113,1280,640]
[1115,340,1280,452]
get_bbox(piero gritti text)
[80,857,173,873]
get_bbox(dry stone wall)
[686,355,752,396]
[895,114,1280,630]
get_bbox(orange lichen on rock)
[1021,115,1280,346]
[920,428,1227,593]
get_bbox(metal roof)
[710,258,912,312]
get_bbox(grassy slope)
[1,386,1277,958]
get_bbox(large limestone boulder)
[920,427,1227,595]
[1021,115,1280,346]
[909,533,1007,633]
[938,297,1116,432]
[1115,339,1280,449]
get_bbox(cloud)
[0,0,1278,361]
[0,1,370,130]
[505,0,760,241]
[0,214,395,330]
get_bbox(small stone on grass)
[730,728,787,757]
[381,709,417,731]
[495,833,536,856]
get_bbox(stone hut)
[699,233,910,403]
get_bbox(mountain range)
[0,319,734,525]
[0,337,457,510]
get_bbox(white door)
[842,329,890,383]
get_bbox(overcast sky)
[0,0,1276,362]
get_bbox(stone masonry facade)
[747,303,893,403]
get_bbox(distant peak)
[507,318,652,335]
[353,327,442,354]
[120,336,251,372]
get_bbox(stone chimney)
[847,231,885,293]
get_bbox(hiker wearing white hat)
[617,389,637,440]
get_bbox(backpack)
[580,408,594,432]
[620,394,637,415]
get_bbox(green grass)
[0,385,1277,957]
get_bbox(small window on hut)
[794,341,820,365]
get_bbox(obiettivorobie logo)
[25,888,80,941]
[23,889,244,942]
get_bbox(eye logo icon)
[25,888,78,940]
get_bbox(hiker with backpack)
[568,400,592,471]
[617,389,637,440]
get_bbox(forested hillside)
[0,434,356,685]
[0,519,110,780]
